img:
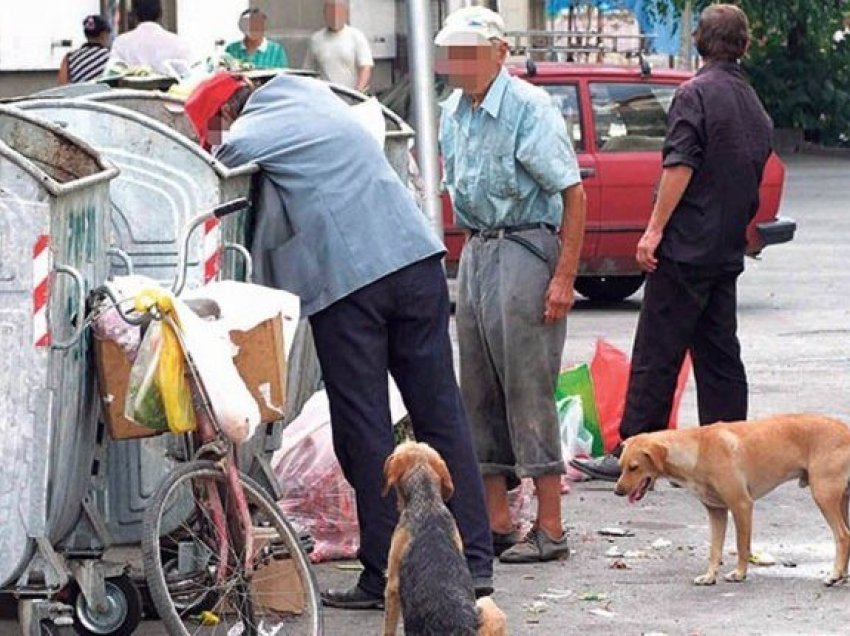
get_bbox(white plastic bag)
[559,395,594,462]
[171,298,261,444]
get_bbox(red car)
[441,63,795,301]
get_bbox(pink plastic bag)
[273,393,359,563]
[590,339,691,453]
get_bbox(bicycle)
[90,199,322,636]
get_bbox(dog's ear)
[643,441,668,473]
[382,452,403,497]
[428,453,455,501]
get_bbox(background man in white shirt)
[305,0,374,92]
[108,0,193,76]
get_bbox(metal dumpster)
[12,100,258,551]
[0,106,117,592]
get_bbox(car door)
[588,80,678,275]
[541,81,599,265]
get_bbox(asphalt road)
[5,154,850,635]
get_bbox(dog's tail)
[476,596,507,636]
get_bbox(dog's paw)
[824,574,847,587]
[723,570,747,583]
[693,574,717,586]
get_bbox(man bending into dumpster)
[184,71,494,609]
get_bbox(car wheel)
[575,275,645,302]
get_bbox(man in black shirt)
[572,4,773,481]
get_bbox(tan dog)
[614,414,850,586]
[383,442,507,636]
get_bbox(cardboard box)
[94,337,160,440]
[231,314,287,425]
[95,314,287,440]
[249,526,305,615]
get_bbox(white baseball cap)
[434,6,508,47]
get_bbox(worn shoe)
[492,530,520,557]
[499,526,570,563]
[569,453,621,482]
[321,584,384,610]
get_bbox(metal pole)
[406,0,444,240]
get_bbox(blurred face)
[324,1,348,31]
[435,43,506,97]
[246,14,266,41]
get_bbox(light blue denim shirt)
[439,67,581,230]
[216,75,444,316]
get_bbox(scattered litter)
[720,593,736,598]
[624,550,648,559]
[334,563,364,571]
[589,608,616,618]
[782,560,798,568]
[609,559,631,570]
[749,551,777,566]
[536,588,572,601]
[525,600,549,614]
[579,592,608,602]
[651,538,673,550]
[642,632,669,636]
[605,546,624,558]
[523,574,536,580]
[598,527,635,537]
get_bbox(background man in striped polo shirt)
[225,8,289,70]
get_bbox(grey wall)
[0,71,55,99]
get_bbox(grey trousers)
[456,228,567,484]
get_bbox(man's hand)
[636,228,663,273]
[544,275,575,323]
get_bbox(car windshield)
[590,82,676,152]
[542,84,585,152]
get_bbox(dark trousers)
[309,256,493,596]
[620,257,748,441]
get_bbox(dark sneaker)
[569,454,621,482]
[321,584,384,610]
[499,526,570,563]
[492,530,520,557]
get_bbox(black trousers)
[309,256,493,596]
[619,257,748,441]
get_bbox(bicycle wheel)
[142,460,322,635]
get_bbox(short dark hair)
[695,4,750,62]
[134,0,162,23]
[225,85,254,119]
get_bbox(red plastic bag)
[273,392,359,563]
[590,339,692,453]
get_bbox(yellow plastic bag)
[126,289,197,434]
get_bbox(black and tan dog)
[382,442,507,636]
[615,414,850,586]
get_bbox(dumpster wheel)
[72,575,142,636]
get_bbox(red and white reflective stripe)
[203,217,221,284]
[33,234,50,348]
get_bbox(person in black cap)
[58,15,111,85]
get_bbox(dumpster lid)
[0,105,118,195]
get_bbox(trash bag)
[273,391,359,563]
[590,339,692,453]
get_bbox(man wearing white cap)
[436,6,587,563]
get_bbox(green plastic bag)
[555,364,604,457]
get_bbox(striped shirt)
[67,43,110,83]
[225,38,288,69]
